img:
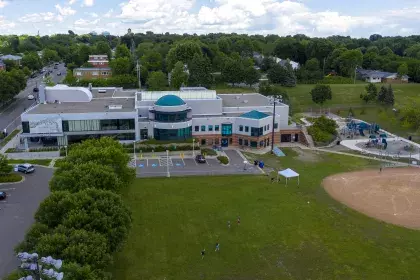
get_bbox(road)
[0,64,67,134]
[0,167,53,278]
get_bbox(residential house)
[73,68,112,80]
[357,69,409,84]
[275,58,300,70]
[0,54,22,66]
[88,54,109,68]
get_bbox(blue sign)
[175,163,182,166]
[138,164,144,168]
[151,163,157,167]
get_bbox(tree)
[377,85,387,103]
[115,44,131,59]
[0,154,12,175]
[310,84,332,106]
[384,84,395,106]
[397,63,408,77]
[217,37,231,54]
[61,262,105,280]
[337,49,363,77]
[136,42,154,58]
[35,188,132,251]
[64,71,77,86]
[147,71,167,90]
[267,63,286,84]
[360,83,378,103]
[282,62,297,87]
[221,58,244,85]
[243,66,261,87]
[166,41,202,71]
[21,52,42,71]
[42,49,60,65]
[170,61,188,89]
[50,162,123,193]
[109,57,132,75]
[94,41,111,59]
[141,51,162,72]
[188,53,213,88]
[260,57,275,72]
[64,137,135,186]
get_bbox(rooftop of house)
[357,69,409,79]
[73,67,112,71]
[0,54,22,60]
[91,88,136,98]
[26,97,135,115]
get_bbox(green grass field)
[113,149,420,279]
[7,159,52,166]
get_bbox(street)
[0,64,67,134]
[0,167,53,278]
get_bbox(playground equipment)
[365,133,387,150]
[341,120,380,138]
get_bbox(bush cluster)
[201,148,217,156]
[217,156,229,165]
[15,137,135,280]
[307,115,338,145]
[122,144,195,153]
[6,147,59,153]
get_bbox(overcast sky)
[0,0,419,37]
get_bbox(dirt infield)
[323,168,420,229]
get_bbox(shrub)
[217,156,229,165]
[307,116,338,145]
[201,148,217,156]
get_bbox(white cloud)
[120,0,194,20]
[83,0,94,7]
[19,12,63,23]
[88,12,99,18]
[55,4,76,16]
[0,0,8,8]
[0,16,14,29]
[104,9,114,18]
[74,18,100,26]
[68,0,77,5]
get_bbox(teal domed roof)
[155,95,186,106]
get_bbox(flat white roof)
[140,90,217,101]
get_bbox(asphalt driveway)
[0,167,53,279]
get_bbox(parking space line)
[0,188,16,191]
[194,159,198,165]
[146,158,148,166]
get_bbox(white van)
[98,89,107,93]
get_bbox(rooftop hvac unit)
[108,105,122,110]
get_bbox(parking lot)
[136,150,262,177]
[0,167,53,278]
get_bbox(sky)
[0,0,419,37]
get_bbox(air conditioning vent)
[108,105,122,110]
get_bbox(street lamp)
[192,138,195,157]
[17,252,63,280]
[166,149,170,178]
[243,160,248,170]
[271,95,282,153]
[64,145,68,157]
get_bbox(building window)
[201,139,206,145]
[140,129,148,140]
[76,72,82,76]
[239,125,243,132]
[274,123,278,129]
[260,140,265,147]
[201,125,206,132]
[251,127,263,137]
[215,125,220,131]
[195,126,199,132]
[153,127,192,141]
[245,126,249,132]
[208,125,213,132]
[221,124,232,136]
[62,120,69,132]
[250,141,258,148]
[239,138,243,145]
[155,111,188,123]
[267,124,270,131]
[244,139,249,146]
[22,121,29,133]
[100,119,135,131]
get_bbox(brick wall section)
[193,128,309,149]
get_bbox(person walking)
[201,249,205,259]
[215,243,220,252]
[227,221,231,229]
[237,216,241,226]
[379,166,383,173]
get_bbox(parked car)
[27,94,35,100]
[16,164,35,174]
[57,72,61,76]
[33,87,39,93]
[195,154,206,163]
[54,66,57,69]
[0,191,6,200]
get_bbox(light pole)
[243,160,248,170]
[271,95,282,153]
[192,138,195,157]
[133,141,136,167]
[353,65,358,84]
[17,252,63,280]
[166,149,170,178]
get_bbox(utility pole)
[271,100,276,153]
[354,65,358,84]
[136,59,141,89]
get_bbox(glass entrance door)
[221,138,229,147]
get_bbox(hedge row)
[14,138,135,280]
[6,147,59,153]
[217,156,229,165]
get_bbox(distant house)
[357,69,409,84]
[0,54,22,66]
[101,31,111,36]
[275,58,300,70]
[88,54,109,68]
[253,52,264,65]
[73,67,112,80]
[0,60,6,71]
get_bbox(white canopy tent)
[277,168,300,185]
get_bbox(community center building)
[20,85,306,149]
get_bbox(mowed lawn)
[113,150,420,279]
